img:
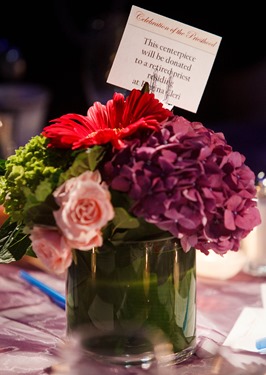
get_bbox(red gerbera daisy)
[42,88,172,150]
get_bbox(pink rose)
[65,228,103,251]
[30,226,72,274]
[53,170,114,250]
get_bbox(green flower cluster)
[0,135,73,225]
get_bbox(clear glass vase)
[66,237,196,367]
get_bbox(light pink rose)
[30,226,72,274]
[53,170,114,251]
[66,228,103,250]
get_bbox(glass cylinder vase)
[66,237,197,367]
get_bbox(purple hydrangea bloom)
[102,115,261,255]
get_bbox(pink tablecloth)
[0,263,265,375]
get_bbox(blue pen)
[256,337,266,353]
[19,270,65,310]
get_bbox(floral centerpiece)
[0,83,261,365]
[0,83,261,271]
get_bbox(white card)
[223,307,266,353]
[107,5,222,113]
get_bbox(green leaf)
[0,159,6,175]
[0,219,31,263]
[85,146,107,171]
[59,146,106,183]
[24,194,58,227]
[34,179,54,201]
[113,207,140,230]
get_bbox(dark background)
[1,1,266,176]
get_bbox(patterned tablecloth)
[0,262,265,375]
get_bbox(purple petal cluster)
[102,115,261,255]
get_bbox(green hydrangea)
[0,135,73,224]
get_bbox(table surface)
[0,261,266,375]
